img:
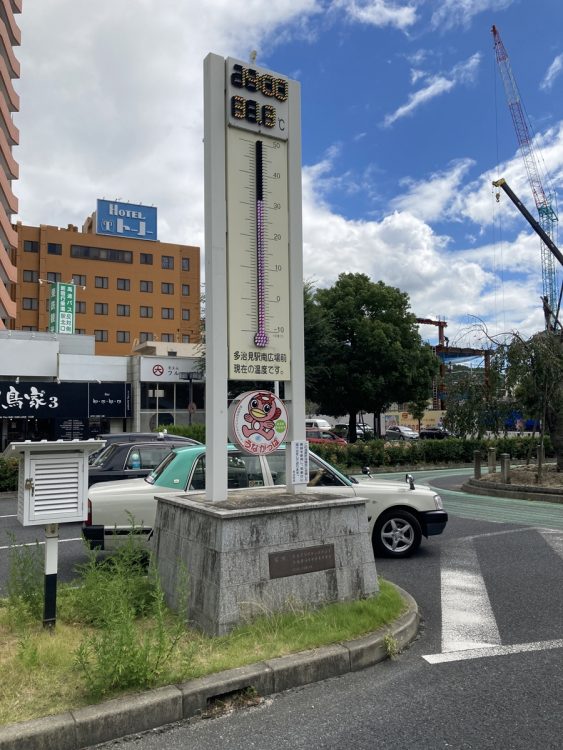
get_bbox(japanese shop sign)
[0,382,131,418]
[48,282,76,335]
[140,357,201,383]
[96,199,157,241]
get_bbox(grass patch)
[0,536,406,727]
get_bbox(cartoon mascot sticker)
[229,390,288,455]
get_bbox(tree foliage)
[502,330,563,470]
[304,273,438,440]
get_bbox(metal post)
[43,523,59,629]
[500,453,510,483]
[488,447,496,474]
[473,450,481,479]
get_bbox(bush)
[310,435,553,473]
[162,423,205,444]
[0,457,19,491]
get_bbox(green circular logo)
[275,419,287,433]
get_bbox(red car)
[306,428,347,445]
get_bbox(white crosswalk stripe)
[439,538,501,653]
[423,528,563,664]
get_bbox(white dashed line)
[423,639,563,664]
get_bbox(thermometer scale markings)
[254,140,268,347]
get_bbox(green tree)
[443,361,514,438]
[305,273,438,441]
[502,330,563,470]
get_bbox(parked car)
[88,438,200,486]
[84,445,447,558]
[418,426,451,440]
[385,425,419,441]
[88,431,200,464]
[306,428,347,445]
[305,418,332,431]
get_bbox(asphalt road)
[1,471,562,748]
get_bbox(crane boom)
[492,24,559,311]
[493,179,563,268]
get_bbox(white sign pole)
[204,54,229,502]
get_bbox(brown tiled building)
[14,219,201,355]
[0,0,21,328]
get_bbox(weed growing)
[5,531,44,625]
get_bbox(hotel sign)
[96,199,157,241]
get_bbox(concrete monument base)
[152,488,378,636]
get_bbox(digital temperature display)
[226,58,289,140]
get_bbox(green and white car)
[84,445,448,558]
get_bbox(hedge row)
[311,435,553,472]
[0,434,552,493]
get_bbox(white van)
[305,418,332,431]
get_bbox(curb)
[462,478,563,504]
[0,584,419,750]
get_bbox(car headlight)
[433,494,443,510]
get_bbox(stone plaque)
[269,544,335,579]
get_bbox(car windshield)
[89,443,118,467]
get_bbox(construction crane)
[492,25,559,315]
[493,177,563,328]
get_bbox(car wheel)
[373,510,422,558]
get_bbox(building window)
[140,280,153,292]
[22,298,38,310]
[71,245,132,263]
[140,306,153,318]
[47,243,62,255]
[76,301,86,314]
[161,333,175,342]
[161,307,174,319]
[182,257,190,271]
[117,278,130,291]
[95,302,108,315]
[161,282,174,294]
[72,274,86,286]
[182,284,190,296]
[75,328,86,334]
[22,326,38,331]
[182,309,191,321]
[140,253,153,265]
[139,332,154,343]
[182,335,190,343]
[95,276,108,289]
[161,255,174,270]
[117,331,130,343]
[47,272,61,283]
[117,304,130,316]
[23,270,39,282]
[24,240,39,253]
[94,330,108,342]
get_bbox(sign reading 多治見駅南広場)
[96,199,157,241]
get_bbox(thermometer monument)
[151,55,377,635]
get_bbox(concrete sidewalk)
[0,585,419,750]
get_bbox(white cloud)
[337,0,418,30]
[390,159,474,221]
[382,53,481,127]
[430,0,514,32]
[540,53,563,91]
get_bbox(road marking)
[537,529,563,557]
[0,514,17,519]
[440,538,501,653]
[423,639,563,664]
[0,537,83,551]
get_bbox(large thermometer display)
[226,58,291,381]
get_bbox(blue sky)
[14,1,563,348]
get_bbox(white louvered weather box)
[5,440,103,526]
